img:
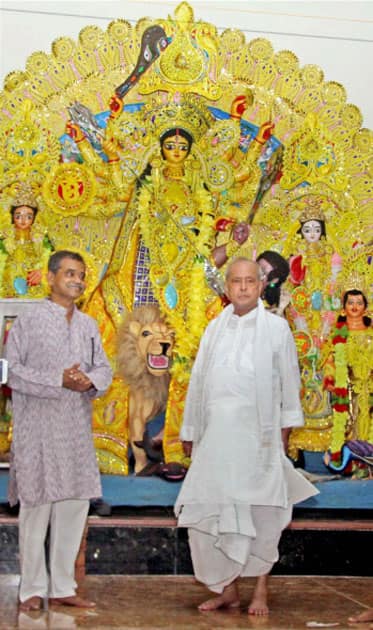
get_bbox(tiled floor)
[1,574,373,630]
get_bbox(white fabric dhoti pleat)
[188,504,292,592]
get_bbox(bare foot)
[349,608,373,623]
[49,595,96,608]
[248,575,269,616]
[198,581,240,611]
[19,596,43,611]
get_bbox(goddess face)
[12,205,36,230]
[161,135,190,165]
[344,293,366,321]
[300,220,322,243]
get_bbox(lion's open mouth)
[148,354,169,369]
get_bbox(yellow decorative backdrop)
[0,2,371,471]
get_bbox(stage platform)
[1,451,372,578]
[1,475,373,577]
[1,471,373,509]
[1,450,373,509]
[1,504,373,577]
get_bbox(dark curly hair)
[257,250,290,306]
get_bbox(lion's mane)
[117,305,171,412]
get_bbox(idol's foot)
[49,595,95,608]
[348,608,373,623]
[198,582,240,611]
[248,575,269,616]
[19,596,43,611]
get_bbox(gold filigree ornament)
[0,99,60,193]
[1,0,372,471]
[10,181,38,209]
[337,247,373,303]
[142,92,213,143]
[43,163,97,216]
[138,3,221,100]
[280,113,348,191]
[343,270,368,297]
[298,197,326,223]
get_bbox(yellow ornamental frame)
[0,2,371,474]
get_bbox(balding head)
[225,257,263,282]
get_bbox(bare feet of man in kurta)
[19,596,43,611]
[348,608,373,623]
[248,575,269,615]
[49,595,96,608]
[198,581,240,611]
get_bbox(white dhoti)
[187,504,291,592]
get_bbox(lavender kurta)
[6,299,112,507]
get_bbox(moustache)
[67,283,84,290]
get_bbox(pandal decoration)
[0,2,372,471]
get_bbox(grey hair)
[225,257,264,281]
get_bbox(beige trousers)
[18,499,89,602]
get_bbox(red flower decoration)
[332,335,347,345]
[333,403,349,412]
[323,376,335,389]
[215,217,235,232]
[334,387,348,397]
[289,255,306,285]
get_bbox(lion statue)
[117,305,174,474]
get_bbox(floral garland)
[327,321,350,454]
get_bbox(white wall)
[1,1,373,128]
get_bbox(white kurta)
[175,302,318,592]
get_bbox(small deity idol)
[323,288,372,459]
[285,199,343,457]
[0,186,53,298]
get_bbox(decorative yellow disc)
[293,330,313,358]
[162,242,179,264]
[149,265,169,287]
[43,163,97,216]
[291,286,311,313]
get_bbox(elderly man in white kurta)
[6,250,112,612]
[175,258,318,615]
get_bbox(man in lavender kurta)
[6,250,112,612]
